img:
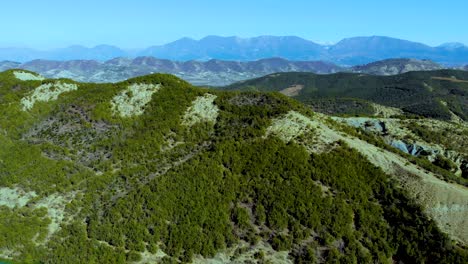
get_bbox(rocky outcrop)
[334,116,467,177]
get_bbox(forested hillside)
[224,70,468,121]
[0,70,467,263]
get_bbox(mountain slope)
[225,70,468,121]
[329,36,437,65]
[139,35,326,61]
[0,70,467,263]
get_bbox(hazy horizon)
[1,35,466,51]
[1,0,467,49]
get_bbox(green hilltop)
[0,70,467,263]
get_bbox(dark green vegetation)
[224,70,468,120]
[0,70,467,263]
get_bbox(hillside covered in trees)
[224,70,468,121]
[0,70,467,263]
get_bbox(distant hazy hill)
[1,36,467,65]
[327,36,452,65]
[225,70,468,121]
[0,60,20,71]
[0,45,126,62]
[0,57,342,86]
[139,35,325,61]
[351,58,443,75]
[0,57,457,86]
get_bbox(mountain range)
[1,36,468,65]
[0,57,450,86]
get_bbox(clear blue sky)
[2,0,466,49]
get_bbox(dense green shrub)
[0,71,466,263]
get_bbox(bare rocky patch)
[0,187,37,208]
[279,84,304,97]
[132,249,167,264]
[0,187,75,243]
[21,82,78,110]
[432,76,468,83]
[13,71,45,81]
[33,192,75,241]
[333,116,467,177]
[371,103,403,118]
[193,241,292,264]
[0,248,19,261]
[266,111,315,143]
[111,83,161,117]
[182,93,219,126]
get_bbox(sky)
[1,0,467,49]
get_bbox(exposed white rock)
[21,82,78,111]
[133,249,167,264]
[0,248,19,260]
[279,84,304,97]
[333,116,467,176]
[34,193,72,239]
[0,187,74,241]
[182,93,219,126]
[371,103,403,118]
[266,111,315,142]
[111,83,161,117]
[13,71,45,81]
[193,241,291,264]
[0,187,37,208]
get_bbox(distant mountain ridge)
[225,69,468,121]
[139,35,325,61]
[351,58,443,75]
[0,57,342,86]
[1,57,459,86]
[1,36,467,65]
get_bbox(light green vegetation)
[13,71,45,81]
[182,93,219,126]
[266,110,315,142]
[111,83,161,117]
[21,82,78,110]
[0,187,37,208]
